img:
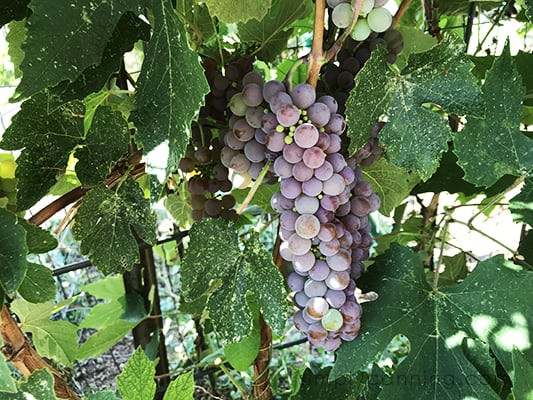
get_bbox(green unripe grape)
[351,18,371,41]
[331,3,353,29]
[1,178,17,193]
[0,159,17,179]
[367,7,393,33]
[228,93,247,116]
[360,0,375,15]
[321,308,344,331]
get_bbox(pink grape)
[302,147,326,169]
[280,177,302,199]
[305,296,329,319]
[302,177,323,197]
[295,214,321,239]
[277,103,301,127]
[292,161,314,182]
[294,123,319,148]
[287,233,312,255]
[283,143,304,163]
[293,251,316,272]
[309,260,330,281]
[307,102,331,127]
[291,83,316,109]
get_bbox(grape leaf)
[523,0,533,22]
[52,12,150,103]
[471,51,533,106]
[18,218,57,254]
[346,35,483,180]
[78,276,147,359]
[182,218,287,344]
[425,252,468,287]
[175,0,215,46]
[11,298,78,367]
[454,43,533,187]
[0,208,28,296]
[3,369,58,400]
[18,262,56,303]
[237,0,307,62]
[223,295,260,371]
[72,179,157,275]
[462,338,503,395]
[130,0,209,176]
[6,19,26,79]
[202,0,271,23]
[88,391,120,400]
[116,347,156,400]
[0,93,84,210]
[511,348,533,400]
[13,0,140,100]
[0,0,29,27]
[294,367,362,399]
[395,27,437,70]
[361,158,420,216]
[0,343,16,393]
[163,371,194,400]
[510,178,533,226]
[164,190,193,229]
[75,106,130,186]
[232,182,280,213]
[331,244,533,399]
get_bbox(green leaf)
[0,208,28,296]
[11,299,78,367]
[130,0,209,175]
[78,276,147,359]
[510,178,533,226]
[72,179,157,275]
[175,0,215,46]
[294,367,361,399]
[87,391,120,400]
[163,370,194,400]
[522,0,533,23]
[18,262,56,303]
[116,347,156,400]
[237,0,307,62]
[361,159,420,216]
[512,347,533,400]
[462,338,503,395]
[3,369,59,400]
[0,93,84,210]
[346,36,483,180]
[52,12,150,103]
[331,245,533,399]
[75,106,130,186]
[164,191,193,229]
[454,43,533,187]
[203,0,271,23]
[223,295,260,371]
[232,183,279,213]
[14,0,140,100]
[0,0,29,27]
[425,252,468,287]
[6,19,26,79]
[18,218,57,254]
[182,219,287,344]
[395,27,438,70]
[0,350,17,393]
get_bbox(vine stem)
[450,219,519,256]
[392,0,413,28]
[432,219,450,292]
[307,0,326,88]
[236,162,271,215]
[324,0,364,62]
[219,362,248,399]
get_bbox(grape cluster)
[179,123,238,222]
[0,154,17,211]
[221,77,380,350]
[177,58,255,222]
[328,0,394,40]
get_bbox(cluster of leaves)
[0,0,533,399]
